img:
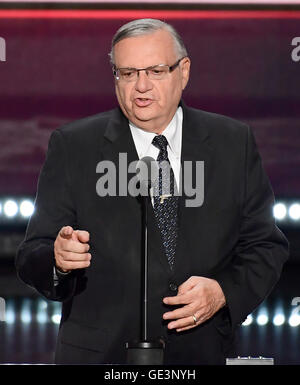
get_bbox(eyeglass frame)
[112,57,187,81]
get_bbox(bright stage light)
[257,314,269,326]
[3,200,18,217]
[273,203,287,220]
[4,300,15,324]
[273,314,285,326]
[242,314,253,326]
[20,200,34,217]
[38,299,48,310]
[51,314,61,324]
[289,203,300,220]
[37,310,48,324]
[36,299,48,323]
[20,301,32,324]
[288,314,300,327]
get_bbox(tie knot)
[152,135,168,152]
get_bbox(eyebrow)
[116,63,165,69]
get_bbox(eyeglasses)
[112,57,186,82]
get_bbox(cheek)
[158,82,181,104]
[116,85,131,106]
[124,86,136,106]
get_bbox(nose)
[134,70,153,93]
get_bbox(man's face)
[113,29,190,133]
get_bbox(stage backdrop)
[0,9,299,198]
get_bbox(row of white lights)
[5,312,300,327]
[242,311,300,327]
[3,299,61,325]
[273,202,300,221]
[6,313,300,327]
[0,199,299,221]
[0,199,35,218]
[3,300,300,327]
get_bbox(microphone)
[126,155,165,364]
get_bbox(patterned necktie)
[152,135,179,269]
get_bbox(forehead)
[113,29,177,68]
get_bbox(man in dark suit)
[16,18,289,365]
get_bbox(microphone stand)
[126,182,165,365]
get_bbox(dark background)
[0,3,299,365]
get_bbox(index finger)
[59,226,73,239]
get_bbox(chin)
[132,118,152,129]
[132,111,155,123]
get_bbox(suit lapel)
[102,107,138,166]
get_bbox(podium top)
[226,357,274,365]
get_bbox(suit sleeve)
[214,126,289,328]
[15,129,77,302]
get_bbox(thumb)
[74,230,90,243]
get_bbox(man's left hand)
[162,276,226,332]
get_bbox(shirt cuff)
[53,266,71,286]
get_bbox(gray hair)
[108,18,188,65]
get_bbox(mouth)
[134,98,153,107]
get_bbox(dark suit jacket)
[15,101,289,364]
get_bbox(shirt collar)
[129,106,182,159]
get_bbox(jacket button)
[169,283,178,292]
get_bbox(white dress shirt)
[129,106,183,189]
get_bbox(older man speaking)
[16,18,288,365]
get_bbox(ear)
[180,57,191,90]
